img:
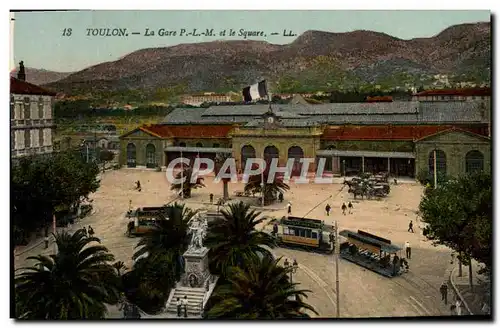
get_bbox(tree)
[126,203,196,313]
[15,229,120,319]
[244,171,290,205]
[419,172,492,285]
[205,201,276,277]
[98,149,115,172]
[214,152,233,200]
[204,256,317,319]
[170,167,205,198]
[12,151,100,245]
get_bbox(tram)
[126,206,164,236]
[273,216,335,254]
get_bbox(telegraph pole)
[433,149,437,189]
[335,220,340,318]
[180,150,184,199]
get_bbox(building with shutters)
[10,68,56,160]
[119,98,491,179]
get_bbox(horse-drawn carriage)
[344,172,391,199]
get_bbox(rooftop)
[10,77,56,96]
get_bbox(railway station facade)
[119,100,491,178]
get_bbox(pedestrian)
[176,297,182,317]
[88,225,94,237]
[182,295,188,317]
[408,220,414,233]
[450,304,457,315]
[348,201,353,214]
[278,192,284,203]
[83,226,88,236]
[137,180,142,192]
[209,193,214,203]
[341,203,347,215]
[287,202,292,215]
[272,223,278,236]
[325,204,331,216]
[404,241,411,259]
[455,299,463,315]
[44,234,49,249]
[392,255,400,276]
[440,282,448,304]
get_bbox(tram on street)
[338,229,405,278]
[126,206,164,236]
[273,216,335,254]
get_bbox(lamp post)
[342,159,346,177]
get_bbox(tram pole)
[180,150,184,199]
[335,220,340,318]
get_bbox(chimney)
[17,60,26,81]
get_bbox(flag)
[242,80,268,102]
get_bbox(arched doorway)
[241,145,256,171]
[288,146,304,177]
[127,143,137,168]
[264,145,279,169]
[146,144,157,168]
[428,149,447,176]
[465,150,484,173]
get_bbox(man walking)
[182,295,189,317]
[44,234,50,249]
[176,297,182,317]
[440,282,448,304]
[408,220,414,233]
[209,193,214,203]
[325,204,331,216]
[341,203,347,215]
[287,202,292,215]
[348,201,353,214]
[404,241,411,259]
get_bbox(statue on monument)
[187,212,207,252]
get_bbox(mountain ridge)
[41,21,491,95]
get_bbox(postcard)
[11,10,491,320]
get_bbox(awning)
[164,146,232,154]
[316,149,415,159]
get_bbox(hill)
[10,67,73,86]
[43,22,491,96]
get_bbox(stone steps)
[166,287,206,316]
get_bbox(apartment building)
[10,66,56,159]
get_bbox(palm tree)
[127,203,195,313]
[15,229,120,319]
[170,167,205,198]
[204,256,317,319]
[244,171,290,205]
[205,201,276,277]
[215,152,233,200]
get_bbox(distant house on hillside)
[412,87,491,102]
[181,93,232,106]
[366,96,393,103]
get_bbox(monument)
[180,212,211,288]
[160,211,218,318]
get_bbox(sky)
[12,10,490,72]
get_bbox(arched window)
[465,150,484,174]
[428,150,446,175]
[196,142,203,147]
[241,145,256,170]
[213,143,220,148]
[126,143,137,168]
[288,146,304,177]
[146,144,157,168]
[264,145,279,165]
[179,142,186,147]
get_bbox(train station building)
[119,99,491,178]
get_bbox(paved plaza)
[15,168,454,318]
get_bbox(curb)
[449,266,473,315]
[14,209,98,258]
